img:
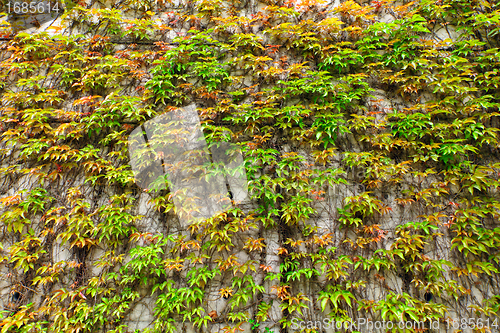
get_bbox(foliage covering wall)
[1,0,500,332]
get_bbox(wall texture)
[1,0,500,332]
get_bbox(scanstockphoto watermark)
[290,318,443,331]
[127,105,373,227]
[128,105,249,227]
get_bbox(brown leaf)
[208,310,218,321]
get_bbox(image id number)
[7,1,61,15]
[446,318,499,330]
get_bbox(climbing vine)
[0,0,500,332]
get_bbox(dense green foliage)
[0,0,500,332]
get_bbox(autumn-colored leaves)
[0,0,500,332]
